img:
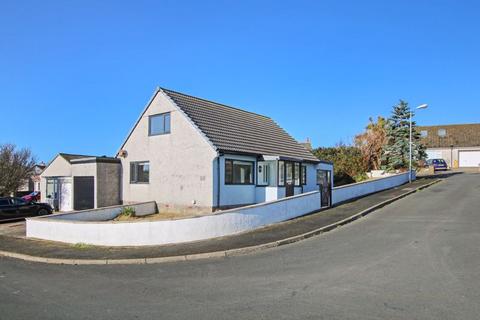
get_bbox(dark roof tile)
[161,88,319,162]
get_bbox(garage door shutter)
[73,176,95,210]
[459,151,480,167]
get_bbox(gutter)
[216,156,221,209]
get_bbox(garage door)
[73,176,95,210]
[459,151,480,167]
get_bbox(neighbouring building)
[40,154,121,211]
[41,87,333,213]
[17,163,46,195]
[418,123,480,168]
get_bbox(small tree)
[355,116,387,171]
[0,144,36,196]
[381,100,426,171]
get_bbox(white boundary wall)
[332,171,413,205]
[26,172,414,246]
[26,191,321,246]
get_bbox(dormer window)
[149,112,171,136]
[420,130,428,138]
[438,128,446,137]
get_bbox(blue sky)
[1,0,479,162]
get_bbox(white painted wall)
[119,90,218,214]
[332,171,413,205]
[26,171,414,246]
[26,191,321,246]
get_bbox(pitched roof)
[417,123,480,148]
[160,88,319,162]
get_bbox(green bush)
[313,144,368,186]
[119,206,136,218]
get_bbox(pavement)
[0,171,478,320]
[0,177,438,263]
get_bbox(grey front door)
[317,170,332,207]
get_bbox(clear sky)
[1,0,479,162]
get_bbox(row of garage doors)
[426,150,480,167]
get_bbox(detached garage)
[40,154,121,211]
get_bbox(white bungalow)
[116,87,333,214]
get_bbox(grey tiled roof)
[161,88,320,162]
[417,123,480,148]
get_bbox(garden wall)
[26,172,415,246]
[332,171,413,205]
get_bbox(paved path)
[1,173,479,319]
[0,178,434,261]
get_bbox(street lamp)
[409,103,428,183]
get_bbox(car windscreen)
[0,199,11,205]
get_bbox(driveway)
[0,221,25,238]
[0,173,479,319]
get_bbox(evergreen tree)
[382,100,426,171]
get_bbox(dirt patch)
[113,211,204,222]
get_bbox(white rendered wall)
[26,191,321,246]
[332,171,413,205]
[40,156,72,203]
[26,172,413,246]
[119,91,217,213]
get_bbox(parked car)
[0,197,53,222]
[21,191,41,203]
[425,158,448,171]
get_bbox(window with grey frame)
[278,161,285,186]
[130,161,150,183]
[225,159,254,185]
[301,165,307,185]
[149,112,171,136]
[294,163,300,186]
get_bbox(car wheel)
[37,208,49,216]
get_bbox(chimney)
[300,138,313,151]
